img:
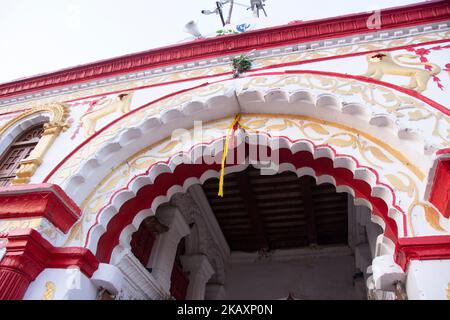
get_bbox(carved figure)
[363,52,440,92]
[81,92,133,137]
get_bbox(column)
[0,229,46,300]
[24,268,98,300]
[181,254,214,300]
[148,206,190,293]
[0,228,99,300]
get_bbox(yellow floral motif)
[0,218,42,234]
[422,204,445,232]
[385,173,415,198]
[447,283,450,300]
[41,282,55,300]
[158,140,181,154]
[386,172,445,234]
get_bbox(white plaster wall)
[24,268,98,300]
[406,259,450,300]
[225,249,365,300]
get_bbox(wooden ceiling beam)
[257,199,304,208]
[300,176,318,245]
[235,170,270,250]
[261,216,307,224]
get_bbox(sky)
[0,0,421,84]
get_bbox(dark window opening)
[0,124,44,187]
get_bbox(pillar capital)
[0,229,49,300]
[0,183,81,233]
[395,235,450,270]
[0,229,98,300]
[181,254,214,300]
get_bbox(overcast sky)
[0,0,420,84]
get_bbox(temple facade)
[0,0,449,300]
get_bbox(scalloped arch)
[86,133,407,265]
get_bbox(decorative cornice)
[0,183,81,233]
[1,24,449,109]
[0,1,448,102]
[395,235,450,270]
[3,229,99,277]
[0,228,99,299]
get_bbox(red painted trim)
[0,229,98,299]
[93,143,402,263]
[4,228,99,277]
[0,0,448,100]
[0,183,81,233]
[46,247,99,277]
[428,158,450,218]
[436,148,450,155]
[395,235,450,270]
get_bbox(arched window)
[0,124,44,186]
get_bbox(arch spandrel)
[45,73,450,209]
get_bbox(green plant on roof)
[232,54,252,77]
[216,28,238,36]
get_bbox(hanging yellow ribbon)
[218,114,248,197]
[217,114,241,197]
[218,114,240,197]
